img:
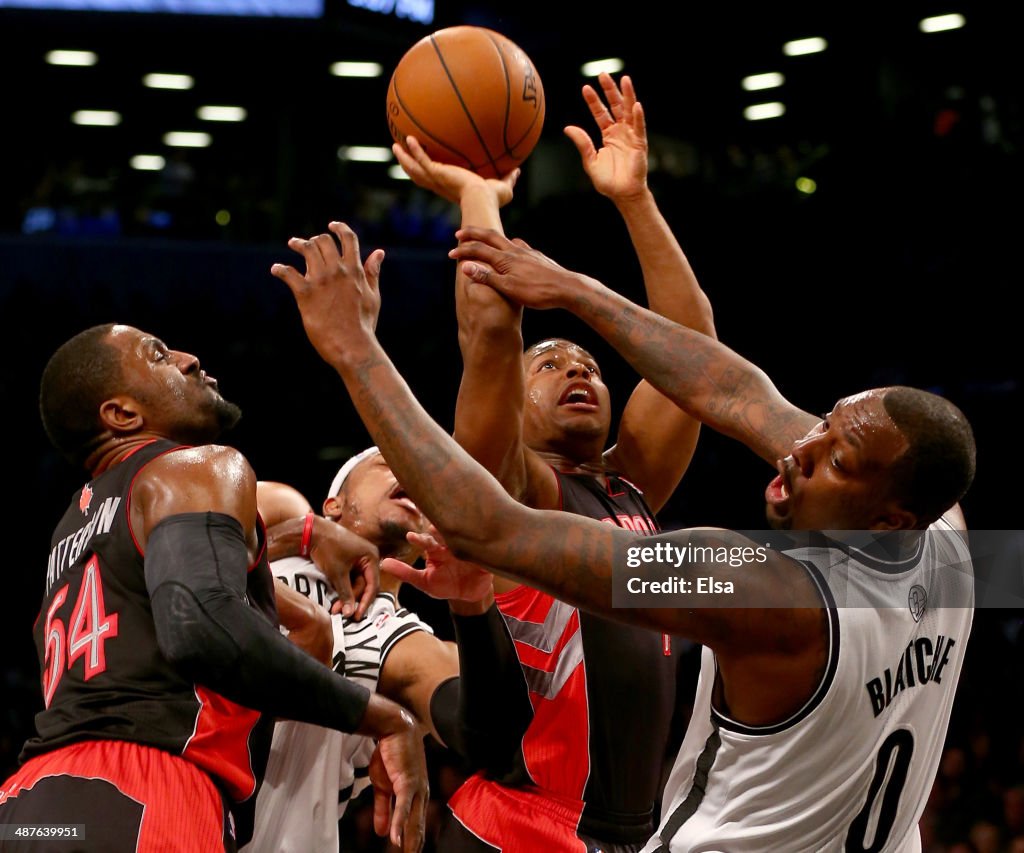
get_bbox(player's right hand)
[392,135,518,208]
[308,522,380,619]
[382,527,493,604]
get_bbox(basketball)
[386,26,545,179]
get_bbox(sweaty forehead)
[525,339,596,364]
[833,391,908,462]
[105,325,154,359]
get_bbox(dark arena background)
[1,2,1021,851]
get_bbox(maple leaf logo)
[80,484,93,515]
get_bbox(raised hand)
[392,135,519,208]
[448,226,586,310]
[381,527,493,604]
[565,73,648,202]
[271,222,383,367]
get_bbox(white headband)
[326,446,380,502]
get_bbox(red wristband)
[299,511,315,558]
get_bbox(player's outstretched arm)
[571,73,716,510]
[449,228,818,465]
[273,223,824,629]
[132,448,428,850]
[393,136,554,507]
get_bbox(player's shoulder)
[142,444,254,483]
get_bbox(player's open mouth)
[765,466,791,508]
[389,484,419,514]
[558,382,598,409]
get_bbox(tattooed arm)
[273,221,827,726]
[449,228,819,465]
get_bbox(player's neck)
[86,433,165,477]
[533,449,606,479]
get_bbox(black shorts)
[0,740,235,852]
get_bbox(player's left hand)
[449,226,583,310]
[565,72,648,202]
[272,222,383,367]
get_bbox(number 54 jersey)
[23,439,276,808]
[644,519,974,853]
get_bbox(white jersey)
[645,519,974,853]
[242,556,432,853]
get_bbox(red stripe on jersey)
[182,685,259,802]
[522,664,590,798]
[125,443,190,558]
[448,775,587,853]
[495,585,591,799]
[497,585,581,671]
[0,739,226,851]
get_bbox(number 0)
[846,729,915,852]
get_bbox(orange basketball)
[386,26,545,179]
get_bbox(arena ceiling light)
[330,62,383,77]
[743,102,786,121]
[919,13,965,33]
[742,72,785,91]
[782,37,828,56]
[581,58,625,77]
[197,105,247,122]
[71,110,121,126]
[46,50,98,66]
[338,146,392,162]
[130,155,166,171]
[164,131,212,147]
[388,165,411,180]
[143,73,194,90]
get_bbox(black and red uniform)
[0,440,275,851]
[444,469,680,853]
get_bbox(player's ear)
[323,496,343,521]
[98,396,145,434]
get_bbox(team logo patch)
[908,584,927,622]
[79,484,93,515]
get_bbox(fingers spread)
[598,72,625,120]
[270,263,305,292]
[329,221,361,261]
[564,125,596,161]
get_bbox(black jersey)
[23,439,276,810]
[449,470,679,848]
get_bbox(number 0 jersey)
[644,518,974,853]
[24,439,277,813]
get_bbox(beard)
[211,396,243,434]
[376,517,425,560]
[174,394,242,444]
